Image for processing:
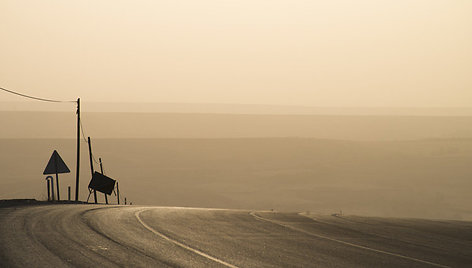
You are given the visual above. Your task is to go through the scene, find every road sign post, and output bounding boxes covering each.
[43,150,70,201]
[55,152,60,201]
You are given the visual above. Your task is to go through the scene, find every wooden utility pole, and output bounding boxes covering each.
[75,98,80,201]
[99,158,108,204]
[88,137,98,204]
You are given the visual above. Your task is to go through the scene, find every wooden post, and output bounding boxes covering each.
[99,158,103,174]
[99,158,108,204]
[47,179,51,201]
[88,136,97,204]
[68,186,71,201]
[116,181,120,205]
[75,98,80,202]
[125,197,127,205]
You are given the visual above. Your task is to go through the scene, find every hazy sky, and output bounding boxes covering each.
[1,0,471,107]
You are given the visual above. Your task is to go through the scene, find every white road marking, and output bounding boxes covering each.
[135,209,239,268]
[250,212,450,268]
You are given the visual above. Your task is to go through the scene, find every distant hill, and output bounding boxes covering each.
[2,101,472,116]
[1,111,472,140]
[1,138,471,220]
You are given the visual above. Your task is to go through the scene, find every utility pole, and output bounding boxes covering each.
[99,158,108,204]
[75,98,80,201]
[88,137,97,204]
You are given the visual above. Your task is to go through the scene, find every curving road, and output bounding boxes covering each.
[0,204,471,267]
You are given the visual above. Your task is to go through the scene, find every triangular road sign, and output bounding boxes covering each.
[43,150,70,175]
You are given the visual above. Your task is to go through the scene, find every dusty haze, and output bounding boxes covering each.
[1,110,472,220]
[1,1,471,221]
[1,0,471,107]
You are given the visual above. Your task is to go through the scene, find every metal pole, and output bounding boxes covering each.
[55,153,60,201]
[99,158,108,204]
[88,136,97,204]
[116,181,120,205]
[56,172,60,201]
[47,179,51,201]
[75,98,80,201]
[50,175,55,201]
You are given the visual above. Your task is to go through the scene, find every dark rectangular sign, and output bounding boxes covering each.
[88,172,116,195]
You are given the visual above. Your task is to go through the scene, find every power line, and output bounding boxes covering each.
[3,86,110,200]
[80,119,100,165]
[0,86,76,103]
[79,119,88,143]
[92,153,100,165]
[2,86,113,203]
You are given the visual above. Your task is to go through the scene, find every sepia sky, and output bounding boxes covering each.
[1,0,471,107]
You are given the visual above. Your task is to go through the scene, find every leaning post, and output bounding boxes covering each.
[99,158,108,204]
[116,181,120,205]
[88,137,98,204]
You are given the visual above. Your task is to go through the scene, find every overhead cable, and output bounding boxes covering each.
[80,119,101,165]
[79,120,88,143]
[0,86,76,103]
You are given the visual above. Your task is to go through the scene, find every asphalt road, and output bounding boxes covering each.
[0,204,470,267]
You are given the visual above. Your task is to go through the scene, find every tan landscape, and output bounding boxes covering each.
[2,111,471,220]
[2,1,472,266]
